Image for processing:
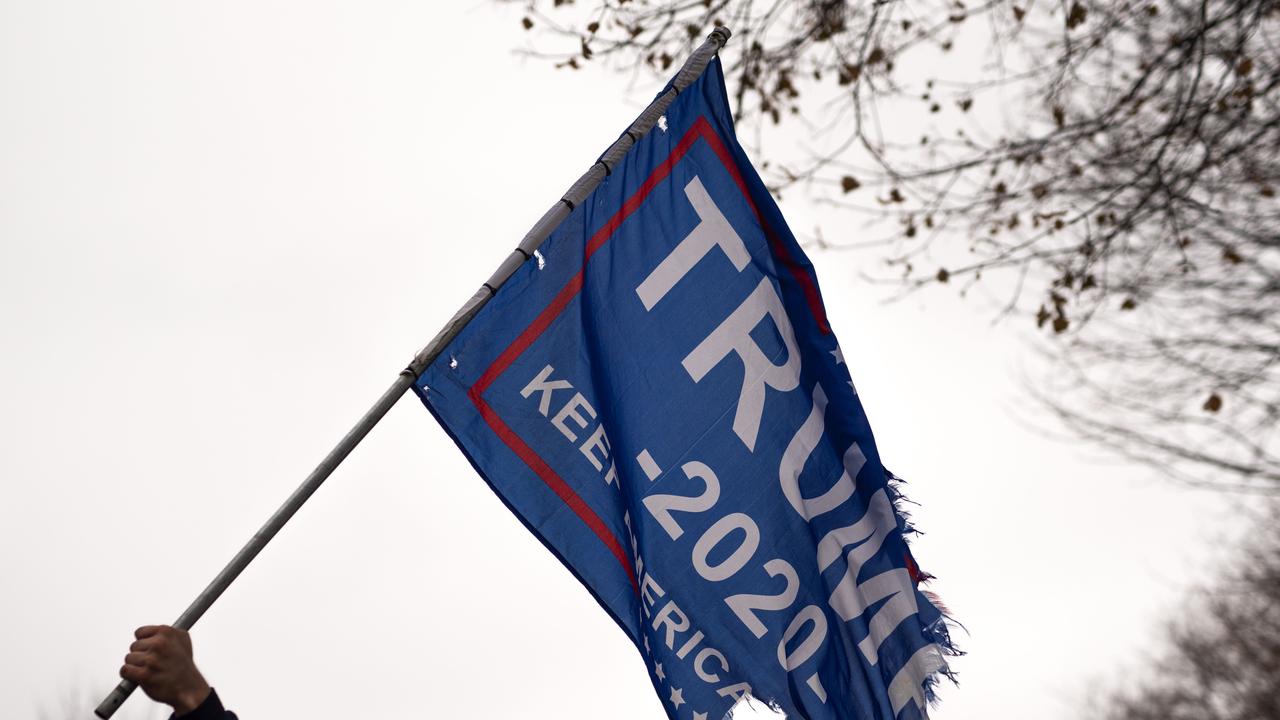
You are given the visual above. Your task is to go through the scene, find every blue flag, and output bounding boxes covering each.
[415,57,956,720]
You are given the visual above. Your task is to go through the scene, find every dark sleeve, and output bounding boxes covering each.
[171,688,238,720]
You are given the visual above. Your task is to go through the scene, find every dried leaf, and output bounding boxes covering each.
[840,176,861,193]
[1066,2,1087,29]
[521,16,534,30]
[1203,393,1223,413]
[837,63,862,85]
[1036,305,1051,327]
[936,268,950,283]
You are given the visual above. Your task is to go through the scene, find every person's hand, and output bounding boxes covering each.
[119,625,212,715]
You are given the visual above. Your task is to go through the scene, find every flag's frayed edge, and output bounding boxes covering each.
[884,469,965,710]
[727,471,965,720]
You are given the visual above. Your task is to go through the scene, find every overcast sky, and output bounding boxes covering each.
[0,3,1245,719]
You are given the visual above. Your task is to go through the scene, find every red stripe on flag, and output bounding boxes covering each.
[471,393,639,591]
[693,120,832,334]
[472,120,707,398]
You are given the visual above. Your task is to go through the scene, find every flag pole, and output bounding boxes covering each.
[95,25,732,719]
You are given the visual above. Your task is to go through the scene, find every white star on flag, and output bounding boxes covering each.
[654,661,665,681]
[643,636,650,653]
[830,345,845,364]
[669,687,685,709]
[693,713,707,720]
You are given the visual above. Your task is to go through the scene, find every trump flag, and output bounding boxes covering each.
[414,56,957,720]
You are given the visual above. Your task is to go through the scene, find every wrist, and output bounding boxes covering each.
[171,678,211,716]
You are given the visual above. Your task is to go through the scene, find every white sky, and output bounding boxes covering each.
[0,3,1244,719]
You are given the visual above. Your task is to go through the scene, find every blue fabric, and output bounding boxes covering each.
[415,58,953,720]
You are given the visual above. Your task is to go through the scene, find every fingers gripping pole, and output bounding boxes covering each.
[95,26,731,719]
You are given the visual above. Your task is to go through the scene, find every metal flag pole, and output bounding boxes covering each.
[94,25,731,719]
